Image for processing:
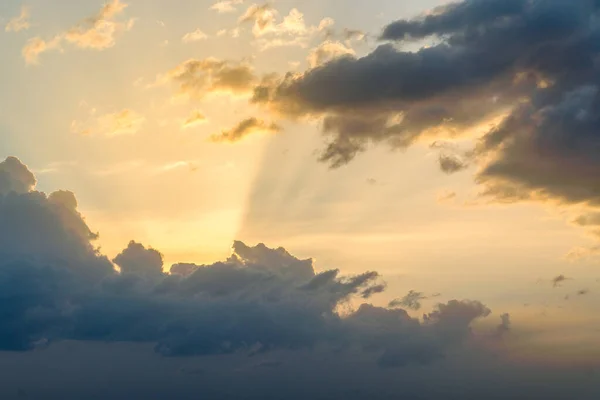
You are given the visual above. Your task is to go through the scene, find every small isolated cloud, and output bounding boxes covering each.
[343,28,367,44]
[239,4,334,50]
[439,154,469,174]
[22,0,134,64]
[389,290,428,311]
[31,161,77,175]
[210,0,244,13]
[5,6,30,32]
[552,275,571,288]
[155,58,257,100]
[437,190,457,204]
[182,110,207,129]
[308,40,355,68]
[182,29,208,43]
[566,244,600,261]
[211,117,280,142]
[239,3,278,36]
[155,160,199,174]
[72,109,145,137]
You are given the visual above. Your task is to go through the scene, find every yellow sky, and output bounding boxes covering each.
[1,0,600,364]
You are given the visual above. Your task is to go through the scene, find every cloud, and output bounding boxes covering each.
[343,28,367,44]
[155,58,257,100]
[72,109,145,137]
[380,0,526,42]
[566,244,600,261]
[210,0,244,13]
[0,159,112,283]
[3,155,600,398]
[389,290,428,311]
[113,241,164,277]
[552,274,570,288]
[211,117,281,142]
[217,27,241,38]
[0,155,507,367]
[495,313,511,337]
[573,213,600,227]
[308,40,355,68]
[250,0,600,209]
[5,6,30,32]
[0,157,36,195]
[239,3,278,36]
[253,40,518,166]
[22,35,63,65]
[239,4,334,50]
[438,154,469,174]
[182,29,208,43]
[22,0,134,64]
[437,190,457,203]
[181,110,207,129]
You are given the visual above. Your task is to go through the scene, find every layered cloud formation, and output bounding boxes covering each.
[0,155,505,369]
[251,0,600,210]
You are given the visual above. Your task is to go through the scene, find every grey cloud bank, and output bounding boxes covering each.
[254,0,600,208]
[0,156,494,363]
[1,155,598,398]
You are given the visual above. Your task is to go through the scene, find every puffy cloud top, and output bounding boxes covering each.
[0,156,36,195]
[113,241,164,277]
[0,156,498,367]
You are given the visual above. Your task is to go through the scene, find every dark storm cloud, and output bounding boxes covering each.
[381,0,527,42]
[0,157,502,367]
[253,0,600,207]
[475,84,600,204]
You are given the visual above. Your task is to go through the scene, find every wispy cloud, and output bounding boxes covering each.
[72,109,145,137]
[5,6,31,32]
[210,0,244,13]
[307,40,354,68]
[182,28,208,43]
[154,57,257,100]
[552,274,571,288]
[182,110,207,129]
[22,0,134,64]
[211,117,280,142]
[239,4,334,50]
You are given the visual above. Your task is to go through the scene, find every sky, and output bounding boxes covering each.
[1,0,600,399]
